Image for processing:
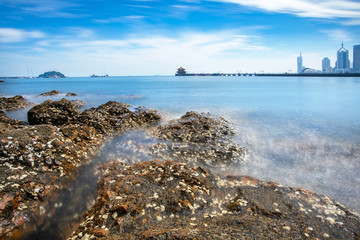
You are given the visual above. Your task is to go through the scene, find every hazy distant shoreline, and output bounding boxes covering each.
[2,73,360,79]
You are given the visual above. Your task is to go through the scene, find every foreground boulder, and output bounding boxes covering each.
[78,102,162,135]
[78,101,134,135]
[28,99,161,136]
[0,95,34,111]
[149,111,249,169]
[1,100,161,239]
[0,122,104,239]
[68,160,360,239]
[28,98,80,125]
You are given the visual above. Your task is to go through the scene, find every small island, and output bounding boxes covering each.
[38,71,65,78]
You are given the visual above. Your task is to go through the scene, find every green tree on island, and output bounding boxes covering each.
[38,71,65,78]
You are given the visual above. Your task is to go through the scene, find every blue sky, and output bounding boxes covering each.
[0,0,360,76]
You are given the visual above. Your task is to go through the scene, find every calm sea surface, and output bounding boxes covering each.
[1,76,360,212]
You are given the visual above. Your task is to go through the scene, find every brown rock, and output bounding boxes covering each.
[149,111,249,169]
[39,90,61,96]
[0,120,104,239]
[0,95,34,111]
[70,100,86,108]
[27,98,81,125]
[78,101,161,135]
[68,160,360,240]
[0,100,161,239]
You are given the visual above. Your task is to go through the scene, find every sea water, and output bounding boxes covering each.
[1,76,360,212]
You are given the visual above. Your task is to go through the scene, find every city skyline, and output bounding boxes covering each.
[299,43,360,74]
[354,45,360,72]
[1,0,360,76]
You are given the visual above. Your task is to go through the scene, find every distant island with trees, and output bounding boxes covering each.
[38,71,65,78]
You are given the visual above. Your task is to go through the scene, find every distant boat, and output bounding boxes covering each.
[90,74,109,77]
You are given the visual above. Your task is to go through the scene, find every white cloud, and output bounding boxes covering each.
[180,0,201,3]
[342,19,360,26]
[2,0,84,18]
[0,28,45,43]
[321,29,352,43]
[94,15,145,23]
[64,27,94,38]
[213,0,360,19]
[20,29,271,75]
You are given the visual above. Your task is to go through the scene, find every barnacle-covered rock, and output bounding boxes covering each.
[154,111,234,143]
[0,95,35,111]
[28,98,80,125]
[150,111,249,168]
[70,99,86,108]
[78,102,161,135]
[1,99,161,239]
[0,121,105,239]
[28,99,161,136]
[68,160,360,240]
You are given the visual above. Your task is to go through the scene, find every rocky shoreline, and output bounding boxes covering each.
[0,94,359,239]
[0,95,160,239]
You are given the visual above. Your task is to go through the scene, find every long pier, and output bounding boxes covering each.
[176,73,360,77]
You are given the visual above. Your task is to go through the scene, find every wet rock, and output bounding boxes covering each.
[28,99,161,135]
[70,100,86,108]
[149,111,249,169]
[78,102,161,135]
[66,92,77,97]
[39,90,61,96]
[0,120,104,239]
[154,111,234,143]
[0,95,35,111]
[28,98,80,126]
[69,160,360,240]
[1,99,161,239]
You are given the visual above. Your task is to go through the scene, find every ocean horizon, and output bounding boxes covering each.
[1,75,360,213]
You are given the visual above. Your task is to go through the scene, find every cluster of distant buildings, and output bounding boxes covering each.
[297,44,360,74]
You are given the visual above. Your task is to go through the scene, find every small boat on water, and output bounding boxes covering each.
[90,74,109,77]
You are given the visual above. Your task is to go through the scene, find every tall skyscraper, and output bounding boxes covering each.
[353,45,360,73]
[297,53,303,73]
[322,57,332,72]
[336,43,350,72]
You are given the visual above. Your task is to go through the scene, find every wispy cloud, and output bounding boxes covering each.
[342,19,360,26]
[171,4,199,10]
[180,0,201,3]
[34,29,266,55]
[94,15,145,24]
[321,29,353,43]
[0,28,45,43]
[7,28,268,75]
[1,0,84,18]
[213,0,360,19]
